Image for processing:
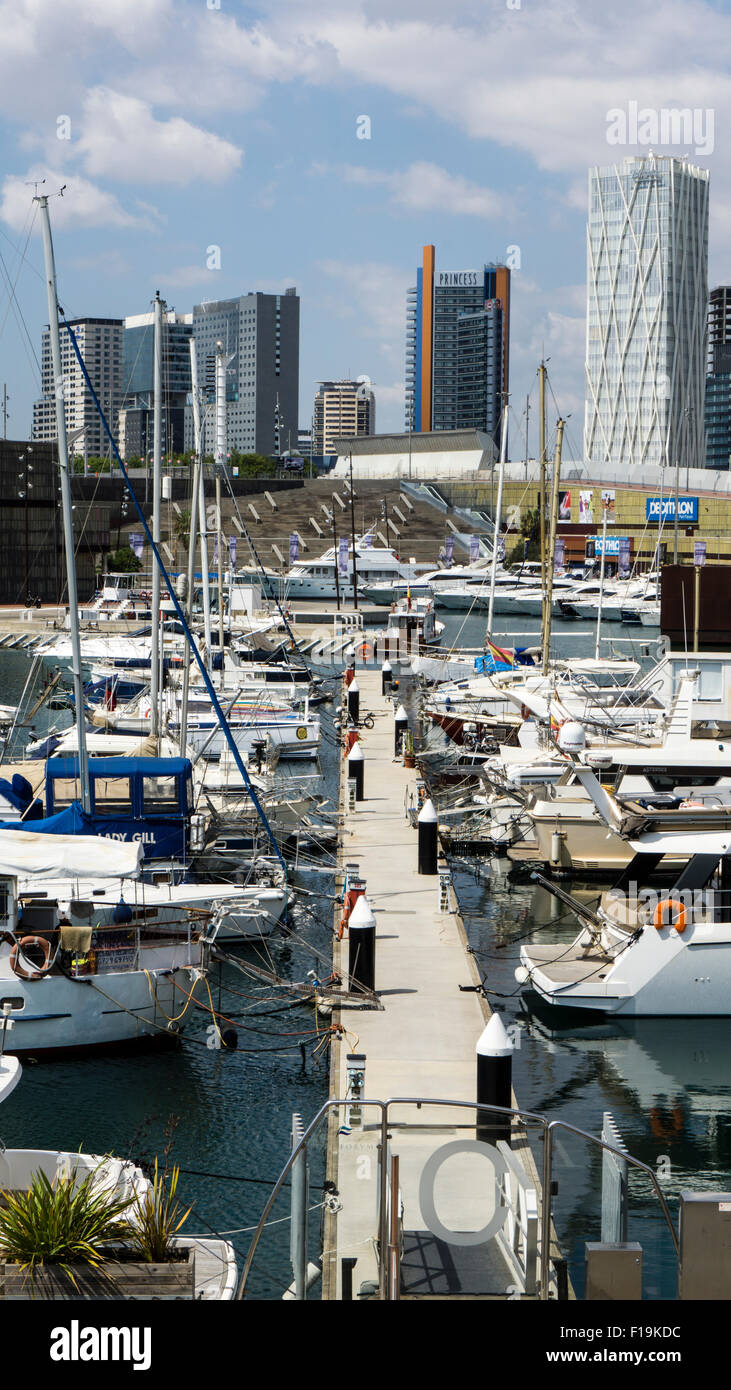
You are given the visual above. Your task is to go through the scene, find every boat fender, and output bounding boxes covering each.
[653,898,686,934]
[11,934,53,980]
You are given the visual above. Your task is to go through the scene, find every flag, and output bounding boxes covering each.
[554,536,565,574]
[470,535,480,562]
[445,536,454,566]
[229,535,237,566]
[289,532,299,564]
[128,533,144,560]
[338,536,349,575]
[361,531,373,548]
[474,638,516,674]
[618,536,631,577]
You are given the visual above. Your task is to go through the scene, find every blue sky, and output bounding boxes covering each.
[0,0,729,460]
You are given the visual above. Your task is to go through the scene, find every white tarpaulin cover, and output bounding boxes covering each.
[0,830,142,881]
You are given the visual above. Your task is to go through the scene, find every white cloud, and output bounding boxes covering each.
[77,89,242,186]
[0,169,142,231]
[319,259,411,341]
[342,161,508,218]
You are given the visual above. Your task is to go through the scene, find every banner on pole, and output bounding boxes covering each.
[579,489,594,524]
[129,533,144,560]
[470,535,480,562]
[694,540,706,566]
[554,537,565,574]
[289,533,299,564]
[229,535,237,567]
[618,536,631,577]
[445,536,454,566]
[338,536,349,575]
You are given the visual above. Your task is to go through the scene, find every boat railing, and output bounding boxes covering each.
[237,1095,679,1302]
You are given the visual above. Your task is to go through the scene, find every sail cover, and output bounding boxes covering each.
[0,828,142,880]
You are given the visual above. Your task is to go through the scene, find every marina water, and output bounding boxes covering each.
[1,617,723,1299]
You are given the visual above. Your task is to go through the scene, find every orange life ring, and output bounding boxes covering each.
[11,934,53,980]
[357,641,373,660]
[653,898,687,934]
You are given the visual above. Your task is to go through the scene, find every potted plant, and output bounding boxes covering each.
[0,1158,195,1300]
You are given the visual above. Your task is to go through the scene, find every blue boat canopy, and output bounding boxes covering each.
[46,757,192,779]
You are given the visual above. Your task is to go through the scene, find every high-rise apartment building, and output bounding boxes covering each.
[705,286,731,471]
[192,290,299,459]
[32,318,123,459]
[313,379,375,456]
[584,155,709,472]
[405,246,510,445]
[119,309,193,460]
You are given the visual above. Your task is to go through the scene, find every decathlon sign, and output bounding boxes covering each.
[646,496,699,524]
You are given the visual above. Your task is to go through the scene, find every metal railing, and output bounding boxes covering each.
[237,1094,679,1301]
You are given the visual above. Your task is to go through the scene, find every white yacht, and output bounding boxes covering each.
[520,775,731,1016]
[262,538,421,602]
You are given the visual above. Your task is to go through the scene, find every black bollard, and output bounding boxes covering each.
[348,742,364,802]
[476,1015,515,1147]
[348,894,376,993]
[417,798,438,874]
[394,702,408,757]
[381,660,392,696]
[347,679,360,725]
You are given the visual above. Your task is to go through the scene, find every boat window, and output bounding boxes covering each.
[644,769,722,792]
[697,663,723,702]
[0,879,11,923]
[92,776,133,817]
[50,777,82,810]
[143,774,180,814]
[0,997,24,1012]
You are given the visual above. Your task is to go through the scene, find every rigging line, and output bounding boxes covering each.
[0,209,39,352]
[63,317,287,876]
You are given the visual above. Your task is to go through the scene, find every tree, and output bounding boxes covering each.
[107,546,141,573]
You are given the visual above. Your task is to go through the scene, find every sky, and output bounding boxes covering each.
[0,0,730,462]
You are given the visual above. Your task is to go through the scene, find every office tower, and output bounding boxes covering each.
[32,318,123,460]
[405,246,510,444]
[119,309,193,460]
[313,379,375,456]
[705,286,731,470]
[192,290,299,459]
[584,155,709,472]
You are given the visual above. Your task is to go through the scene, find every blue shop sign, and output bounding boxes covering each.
[646,496,698,523]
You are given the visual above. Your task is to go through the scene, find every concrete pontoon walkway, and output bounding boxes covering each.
[326,668,542,1300]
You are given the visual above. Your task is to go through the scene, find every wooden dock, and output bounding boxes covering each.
[324,667,557,1300]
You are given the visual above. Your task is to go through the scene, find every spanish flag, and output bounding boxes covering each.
[485,637,515,668]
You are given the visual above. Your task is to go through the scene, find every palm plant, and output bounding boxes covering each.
[131,1158,191,1263]
[0,1166,135,1283]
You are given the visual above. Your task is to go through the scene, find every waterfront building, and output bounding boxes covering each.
[313,379,375,458]
[405,245,510,446]
[584,155,709,473]
[120,309,193,460]
[192,290,299,459]
[32,317,123,461]
[705,286,731,471]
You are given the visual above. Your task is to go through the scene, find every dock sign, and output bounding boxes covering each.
[646,496,698,523]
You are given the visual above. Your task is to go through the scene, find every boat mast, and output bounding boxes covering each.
[538,361,547,665]
[595,504,609,661]
[150,291,163,741]
[348,450,358,610]
[487,391,509,634]
[215,342,227,684]
[36,193,91,814]
[180,344,203,755]
[542,418,564,675]
[189,338,212,660]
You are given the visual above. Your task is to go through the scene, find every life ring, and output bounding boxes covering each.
[296,726,308,740]
[11,934,53,980]
[356,641,373,660]
[653,898,687,933]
